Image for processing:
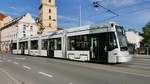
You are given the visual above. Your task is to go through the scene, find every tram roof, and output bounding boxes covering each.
[66,21,120,32]
[40,30,64,36]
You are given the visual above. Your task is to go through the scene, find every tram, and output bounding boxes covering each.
[12,22,132,63]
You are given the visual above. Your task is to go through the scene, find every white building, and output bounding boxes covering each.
[126,30,143,49]
[0,13,38,53]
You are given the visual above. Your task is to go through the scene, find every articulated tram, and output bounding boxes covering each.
[12,22,132,63]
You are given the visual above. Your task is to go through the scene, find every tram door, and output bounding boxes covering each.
[48,39,54,58]
[91,34,108,62]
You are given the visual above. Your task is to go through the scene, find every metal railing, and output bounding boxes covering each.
[129,47,150,55]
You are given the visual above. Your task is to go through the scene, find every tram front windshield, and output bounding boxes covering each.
[116,26,128,51]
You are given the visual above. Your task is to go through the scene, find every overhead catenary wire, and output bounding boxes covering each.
[92,1,119,16]
[96,6,150,24]
[88,0,150,23]
[85,0,120,24]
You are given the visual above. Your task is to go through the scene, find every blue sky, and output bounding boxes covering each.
[0,0,150,31]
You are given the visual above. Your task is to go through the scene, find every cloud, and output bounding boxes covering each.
[109,0,138,6]
[119,8,150,28]
[58,15,95,28]
[8,5,31,15]
[95,0,141,7]
[9,6,17,10]
[133,9,150,24]
[83,20,94,25]
[58,15,78,22]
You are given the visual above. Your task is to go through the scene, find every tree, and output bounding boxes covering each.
[143,21,150,47]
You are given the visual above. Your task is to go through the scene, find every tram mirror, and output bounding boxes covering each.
[122,30,125,35]
[111,23,114,27]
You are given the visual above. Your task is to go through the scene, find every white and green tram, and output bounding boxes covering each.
[12,22,132,63]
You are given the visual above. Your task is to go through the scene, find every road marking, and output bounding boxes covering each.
[38,72,53,78]
[13,62,19,65]
[15,57,26,60]
[0,69,20,84]
[23,65,31,70]
[7,59,12,62]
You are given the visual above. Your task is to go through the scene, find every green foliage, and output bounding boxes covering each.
[143,21,150,47]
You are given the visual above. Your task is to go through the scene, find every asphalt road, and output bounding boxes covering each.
[0,53,150,84]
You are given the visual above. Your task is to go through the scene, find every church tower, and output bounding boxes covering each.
[39,0,57,33]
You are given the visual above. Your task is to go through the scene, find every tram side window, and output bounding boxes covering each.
[31,40,38,49]
[69,37,75,50]
[24,42,28,49]
[19,42,28,49]
[68,35,90,51]
[12,43,17,49]
[108,32,118,51]
[42,39,48,50]
[55,38,61,50]
[49,39,55,50]
[19,43,22,49]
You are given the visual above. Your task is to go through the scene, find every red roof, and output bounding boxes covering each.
[0,16,23,31]
[0,12,7,20]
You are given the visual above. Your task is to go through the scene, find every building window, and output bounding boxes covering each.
[49,23,51,27]
[16,24,18,27]
[30,26,33,31]
[49,16,51,20]
[23,25,26,33]
[23,34,26,37]
[23,27,26,30]
[49,9,51,13]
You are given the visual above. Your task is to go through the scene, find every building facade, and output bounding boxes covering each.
[0,13,38,53]
[126,29,143,49]
[39,0,57,33]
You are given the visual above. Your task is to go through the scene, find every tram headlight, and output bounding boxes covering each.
[113,53,118,55]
